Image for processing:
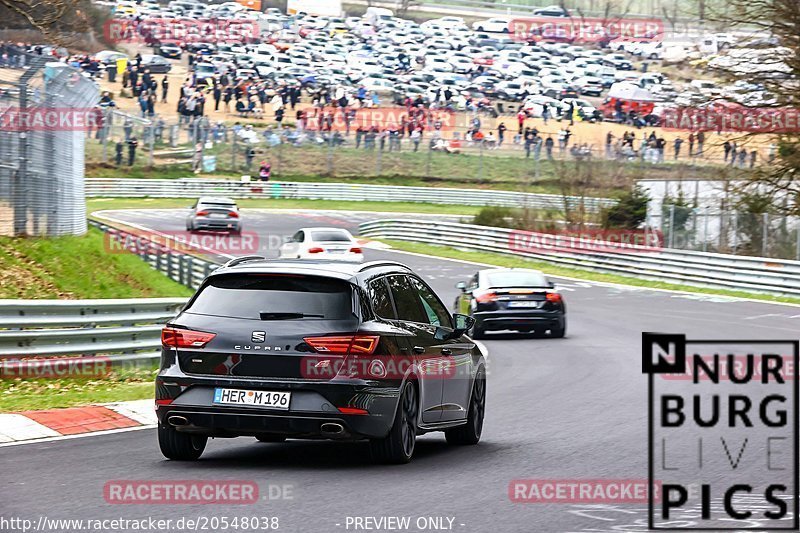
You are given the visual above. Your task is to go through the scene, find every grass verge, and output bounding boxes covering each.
[87,197,482,216]
[381,239,800,305]
[0,366,156,412]
[0,227,193,299]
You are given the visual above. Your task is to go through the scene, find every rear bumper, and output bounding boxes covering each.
[473,310,564,331]
[194,219,241,231]
[155,375,399,440]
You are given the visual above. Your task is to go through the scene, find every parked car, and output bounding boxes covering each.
[140,54,172,73]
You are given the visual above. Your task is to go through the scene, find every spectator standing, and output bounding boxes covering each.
[696,131,705,156]
[259,161,271,181]
[497,122,507,147]
[161,76,169,103]
[127,137,138,166]
[674,137,683,160]
[750,150,757,168]
[688,133,695,157]
[115,141,124,166]
[545,136,554,159]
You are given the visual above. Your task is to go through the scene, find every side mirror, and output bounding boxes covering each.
[455,281,467,292]
[452,313,475,336]
[546,280,555,288]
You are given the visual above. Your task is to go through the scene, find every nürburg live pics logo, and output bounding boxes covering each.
[643,332,798,530]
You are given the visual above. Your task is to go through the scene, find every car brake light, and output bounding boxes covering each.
[162,327,216,348]
[474,290,498,303]
[338,407,369,415]
[195,210,209,216]
[304,335,380,355]
[308,247,324,253]
[349,247,362,254]
[545,292,562,303]
[227,211,239,218]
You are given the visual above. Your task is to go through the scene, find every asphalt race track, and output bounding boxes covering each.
[3,209,799,532]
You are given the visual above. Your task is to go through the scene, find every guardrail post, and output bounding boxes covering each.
[703,208,709,252]
[668,204,675,249]
[732,212,738,255]
[762,212,769,257]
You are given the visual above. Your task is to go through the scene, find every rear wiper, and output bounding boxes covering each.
[259,312,324,320]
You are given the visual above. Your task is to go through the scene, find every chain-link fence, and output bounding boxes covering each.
[0,47,99,236]
[650,205,800,260]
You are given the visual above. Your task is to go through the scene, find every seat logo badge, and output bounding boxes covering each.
[251,331,266,343]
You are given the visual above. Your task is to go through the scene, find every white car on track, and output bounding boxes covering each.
[279,227,364,262]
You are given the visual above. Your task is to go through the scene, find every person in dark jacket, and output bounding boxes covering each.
[127,137,138,166]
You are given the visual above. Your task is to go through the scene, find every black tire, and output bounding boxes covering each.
[370,381,418,464]
[549,319,567,338]
[255,435,286,443]
[445,369,486,445]
[158,424,207,460]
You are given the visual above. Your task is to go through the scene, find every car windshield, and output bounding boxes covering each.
[310,230,351,242]
[484,271,548,288]
[187,274,355,320]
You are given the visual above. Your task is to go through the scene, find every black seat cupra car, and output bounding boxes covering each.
[157,257,487,464]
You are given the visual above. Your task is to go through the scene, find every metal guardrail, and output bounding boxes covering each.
[359,219,800,297]
[89,220,220,290]
[0,221,218,365]
[0,298,186,364]
[84,178,616,212]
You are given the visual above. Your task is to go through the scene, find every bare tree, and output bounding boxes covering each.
[0,0,90,45]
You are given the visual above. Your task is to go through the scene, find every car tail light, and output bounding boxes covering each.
[338,407,369,415]
[162,327,216,348]
[349,247,362,254]
[227,211,239,218]
[308,247,324,253]
[155,399,173,406]
[195,210,209,216]
[304,335,380,355]
[474,290,498,303]
[545,292,562,303]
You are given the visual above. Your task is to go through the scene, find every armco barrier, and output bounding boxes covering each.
[0,298,186,364]
[89,220,219,290]
[84,178,616,212]
[359,219,800,297]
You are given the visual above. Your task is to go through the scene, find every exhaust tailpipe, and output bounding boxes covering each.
[320,422,344,436]
[168,415,189,427]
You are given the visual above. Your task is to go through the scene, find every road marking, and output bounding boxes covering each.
[0,424,155,448]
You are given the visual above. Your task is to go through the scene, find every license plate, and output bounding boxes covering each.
[508,301,541,308]
[209,213,226,219]
[213,388,290,409]
[328,249,346,254]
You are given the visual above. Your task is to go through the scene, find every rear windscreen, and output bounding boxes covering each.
[485,271,548,288]
[186,274,355,320]
[310,231,350,242]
